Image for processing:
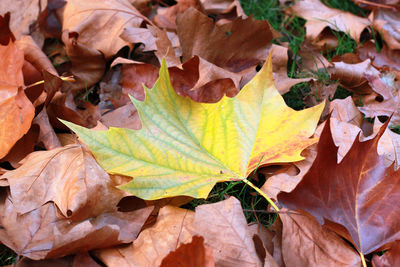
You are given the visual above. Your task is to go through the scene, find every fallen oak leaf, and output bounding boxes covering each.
[62,54,324,207]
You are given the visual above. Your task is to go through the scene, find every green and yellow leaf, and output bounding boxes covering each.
[62,54,324,200]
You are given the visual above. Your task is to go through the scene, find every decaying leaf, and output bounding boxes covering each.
[63,54,324,200]
[278,117,400,254]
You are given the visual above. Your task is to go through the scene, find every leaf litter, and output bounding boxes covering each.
[1,0,400,265]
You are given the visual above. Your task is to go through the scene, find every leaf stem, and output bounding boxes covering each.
[242,178,280,212]
[359,251,366,267]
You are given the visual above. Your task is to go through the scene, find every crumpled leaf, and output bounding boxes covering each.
[95,205,195,267]
[278,117,400,254]
[359,41,400,72]
[0,145,127,220]
[61,0,149,59]
[16,35,58,77]
[63,54,324,200]
[61,30,106,92]
[290,0,371,42]
[177,7,272,73]
[153,0,203,31]
[328,58,379,94]
[0,193,153,260]
[0,35,35,159]
[96,197,276,267]
[279,210,361,267]
[358,73,400,124]
[191,197,269,266]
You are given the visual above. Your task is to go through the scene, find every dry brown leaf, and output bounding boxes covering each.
[278,116,400,254]
[120,56,241,103]
[48,91,100,129]
[153,0,203,31]
[372,8,400,50]
[0,193,153,260]
[290,0,370,42]
[279,211,361,266]
[159,236,215,267]
[95,206,195,267]
[61,0,150,59]
[192,197,265,267]
[200,0,246,17]
[1,125,39,168]
[260,146,317,200]
[328,58,379,94]
[0,145,128,220]
[32,107,62,150]
[0,0,46,44]
[148,25,181,67]
[96,197,276,267]
[169,56,241,103]
[358,73,400,124]
[61,30,106,92]
[177,7,272,73]
[0,36,35,159]
[16,35,58,77]
[359,41,400,72]
[248,223,279,267]
[121,62,159,102]
[100,102,142,130]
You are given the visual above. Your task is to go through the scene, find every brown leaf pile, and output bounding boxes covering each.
[1,0,400,265]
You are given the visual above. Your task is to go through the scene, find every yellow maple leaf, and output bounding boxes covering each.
[63,54,324,209]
